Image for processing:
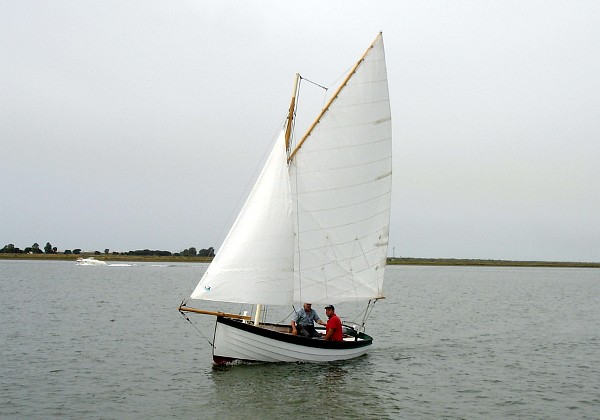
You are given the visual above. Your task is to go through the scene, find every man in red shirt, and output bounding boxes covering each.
[323,304,343,341]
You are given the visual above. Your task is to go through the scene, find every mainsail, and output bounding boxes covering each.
[191,33,391,306]
[289,34,391,304]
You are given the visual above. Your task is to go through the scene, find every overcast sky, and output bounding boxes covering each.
[1,1,599,262]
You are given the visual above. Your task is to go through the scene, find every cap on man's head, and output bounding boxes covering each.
[324,304,334,310]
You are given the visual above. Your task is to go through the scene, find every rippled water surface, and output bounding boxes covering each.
[1,260,599,418]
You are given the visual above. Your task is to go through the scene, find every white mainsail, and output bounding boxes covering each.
[191,33,391,307]
[289,34,391,304]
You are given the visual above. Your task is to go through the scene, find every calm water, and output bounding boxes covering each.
[1,260,599,419]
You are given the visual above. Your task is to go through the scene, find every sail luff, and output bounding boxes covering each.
[288,32,383,163]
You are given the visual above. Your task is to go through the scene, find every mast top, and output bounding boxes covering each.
[284,73,301,155]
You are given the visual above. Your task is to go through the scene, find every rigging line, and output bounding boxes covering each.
[360,300,374,330]
[212,119,287,249]
[328,62,354,92]
[178,309,213,347]
[299,75,329,91]
[362,299,380,330]
[349,306,368,326]
[291,143,302,303]
[293,75,330,147]
[300,64,351,111]
[277,307,297,324]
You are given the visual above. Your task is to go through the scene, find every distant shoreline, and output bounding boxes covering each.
[386,257,600,268]
[1,253,598,268]
[0,253,213,264]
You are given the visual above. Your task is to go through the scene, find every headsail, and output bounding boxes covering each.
[289,33,391,304]
[191,130,295,304]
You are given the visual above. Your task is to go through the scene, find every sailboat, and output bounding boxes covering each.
[179,33,392,364]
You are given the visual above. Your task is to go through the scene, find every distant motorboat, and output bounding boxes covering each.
[76,257,107,266]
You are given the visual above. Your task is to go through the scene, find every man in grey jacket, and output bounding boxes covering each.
[290,303,326,338]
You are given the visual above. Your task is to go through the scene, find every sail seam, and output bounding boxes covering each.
[297,250,385,276]
[294,170,391,196]
[294,160,391,182]
[336,93,390,105]
[344,76,388,87]
[294,189,391,215]
[302,107,390,136]
[293,135,391,157]
[297,208,390,239]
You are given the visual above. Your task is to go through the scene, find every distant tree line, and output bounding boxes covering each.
[0,242,58,254]
[180,247,215,257]
[0,243,215,257]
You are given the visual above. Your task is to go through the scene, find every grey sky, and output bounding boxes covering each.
[1,1,599,261]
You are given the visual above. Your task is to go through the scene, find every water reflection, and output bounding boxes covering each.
[207,358,385,418]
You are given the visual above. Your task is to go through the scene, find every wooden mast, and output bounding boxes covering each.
[287,32,382,163]
[284,73,300,154]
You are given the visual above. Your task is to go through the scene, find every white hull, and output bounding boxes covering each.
[212,317,371,364]
[76,257,107,266]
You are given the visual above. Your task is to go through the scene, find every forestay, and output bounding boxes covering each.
[191,131,295,304]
